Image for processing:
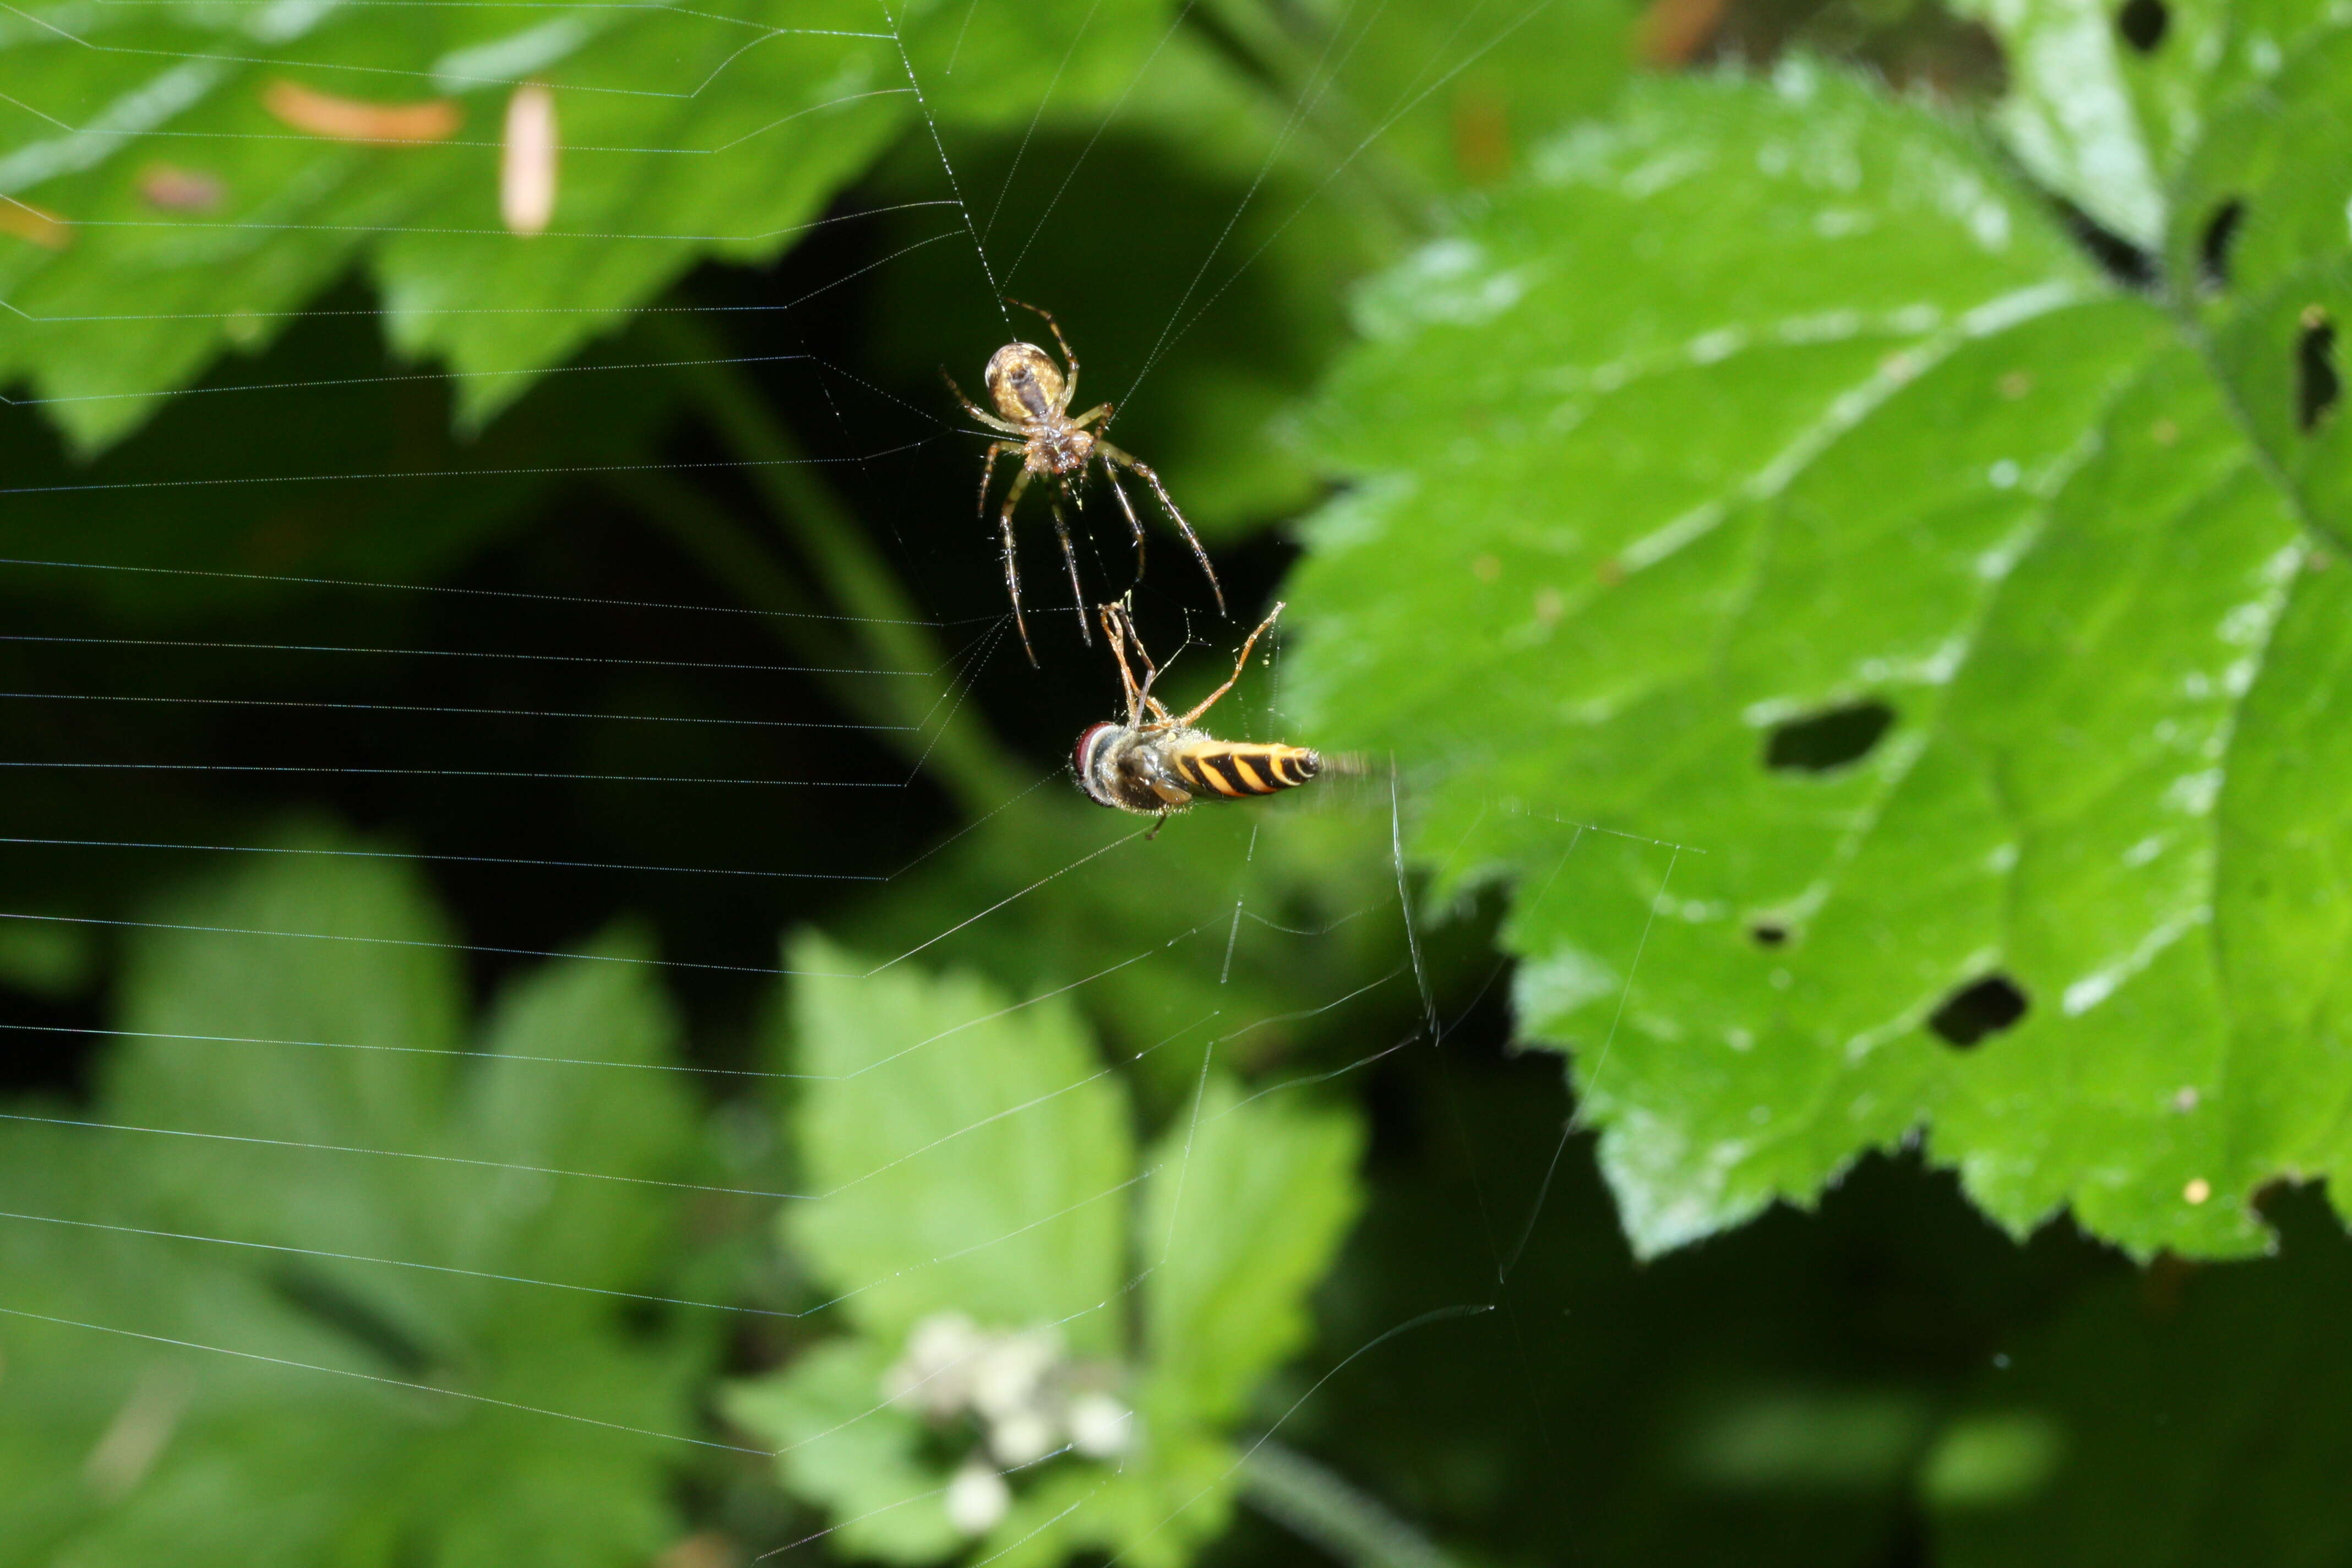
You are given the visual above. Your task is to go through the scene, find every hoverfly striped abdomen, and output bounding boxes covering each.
[1168,741,1320,799]
[1076,600,1314,831]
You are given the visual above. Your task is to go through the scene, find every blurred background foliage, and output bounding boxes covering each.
[5,0,2352,1565]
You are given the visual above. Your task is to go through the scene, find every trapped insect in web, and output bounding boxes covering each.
[1075,599,1324,836]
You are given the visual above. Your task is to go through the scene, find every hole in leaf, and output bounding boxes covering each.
[2054,200,2157,292]
[1750,920,1789,948]
[2297,307,2339,431]
[2198,199,2244,291]
[1928,975,2028,1049]
[2116,0,2168,52]
[1763,700,1896,774]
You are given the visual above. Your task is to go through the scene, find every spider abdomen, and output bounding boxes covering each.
[984,341,1065,423]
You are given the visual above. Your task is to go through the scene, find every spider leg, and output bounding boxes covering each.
[1099,601,1148,725]
[1006,298,1080,409]
[1069,401,1113,431]
[998,466,1038,668]
[1177,601,1283,727]
[977,440,1016,518]
[1094,445,1147,584]
[1098,440,1224,615]
[1047,485,1092,645]
[1110,601,1177,723]
[943,369,1022,434]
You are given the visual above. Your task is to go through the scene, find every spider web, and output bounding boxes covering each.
[0,3,1685,1564]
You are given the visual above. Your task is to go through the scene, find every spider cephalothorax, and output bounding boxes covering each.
[944,301,1223,666]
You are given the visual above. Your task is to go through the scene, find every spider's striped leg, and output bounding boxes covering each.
[998,465,1038,667]
[1095,448,1148,585]
[1098,440,1223,615]
[946,371,1022,434]
[978,440,1016,518]
[1048,484,1092,644]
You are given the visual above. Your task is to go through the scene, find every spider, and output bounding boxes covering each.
[944,300,1223,666]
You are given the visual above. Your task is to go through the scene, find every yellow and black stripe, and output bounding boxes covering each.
[1167,741,1321,800]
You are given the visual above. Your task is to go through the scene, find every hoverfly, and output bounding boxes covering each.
[1074,600,1322,834]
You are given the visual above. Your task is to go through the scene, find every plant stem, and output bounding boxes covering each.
[1183,0,1430,247]
[620,321,1028,818]
[1241,1438,1456,1568]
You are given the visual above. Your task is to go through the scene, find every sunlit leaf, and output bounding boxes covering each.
[731,937,1363,1567]
[0,0,1173,449]
[1139,1075,1364,1433]
[778,928,1133,1352]
[1285,51,2352,1258]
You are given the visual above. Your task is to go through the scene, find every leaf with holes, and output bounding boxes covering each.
[1283,49,2352,1260]
[726,935,1362,1567]
[0,826,719,1568]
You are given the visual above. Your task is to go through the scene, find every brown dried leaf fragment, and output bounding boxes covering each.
[0,198,70,248]
[138,164,226,211]
[262,79,461,143]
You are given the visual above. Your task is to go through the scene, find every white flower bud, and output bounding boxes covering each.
[943,1458,1011,1536]
[986,1408,1058,1467]
[882,1311,984,1415]
[1066,1393,1136,1458]
[968,1328,1059,1422]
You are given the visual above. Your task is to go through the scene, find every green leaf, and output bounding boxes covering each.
[835,791,1409,1099]
[0,297,694,622]
[1951,0,2340,244]
[1139,1076,1365,1433]
[2169,22,2352,543]
[0,826,715,1568]
[1946,0,2168,244]
[1284,53,2352,1259]
[961,1079,1374,1568]
[733,939,1365,1567]
[778,929,1134,1352]
[722,1338,961,1566]
[0,0,1172,450]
